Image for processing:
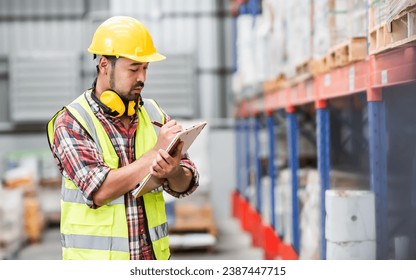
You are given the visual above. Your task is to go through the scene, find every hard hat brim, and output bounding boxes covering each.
[124,52,167,63]
[88,47,166,63]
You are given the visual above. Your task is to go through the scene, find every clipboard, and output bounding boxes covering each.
[165,121,207,155]
[132,121,207,198]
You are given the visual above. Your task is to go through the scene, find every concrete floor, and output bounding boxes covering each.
[16,218,263,260]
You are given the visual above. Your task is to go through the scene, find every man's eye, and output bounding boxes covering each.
[130,69,138,72]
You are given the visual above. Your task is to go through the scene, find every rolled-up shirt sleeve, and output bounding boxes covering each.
[51,111,111,208]
[162,152,200,198]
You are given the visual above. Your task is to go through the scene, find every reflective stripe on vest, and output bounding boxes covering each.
[149,221,168,242]
[47,91,170,260]
[67,102,103,154]
[61,234,129,252]
[61,178,124,206]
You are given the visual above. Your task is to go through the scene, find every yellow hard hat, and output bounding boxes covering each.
[88,16,166,62]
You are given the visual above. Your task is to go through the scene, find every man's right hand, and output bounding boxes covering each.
[153,119,182,152]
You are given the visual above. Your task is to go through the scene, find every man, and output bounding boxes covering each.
[46,16,199,260]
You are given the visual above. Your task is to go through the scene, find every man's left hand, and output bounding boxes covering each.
[149,141,184,179]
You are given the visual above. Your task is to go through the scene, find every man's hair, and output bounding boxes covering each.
[94,55,118,74]
[91,55,118,91]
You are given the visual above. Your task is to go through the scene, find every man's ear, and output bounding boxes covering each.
[98,56,110,75]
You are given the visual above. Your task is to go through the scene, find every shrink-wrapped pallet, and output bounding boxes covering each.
[385,0,416,23]
[327,240,376,259]
[313,0,331,58]
[369,0,388,29]
[286,0,312,77]
[314,0,367,59]
[331,0,367,46]
[370,0,416,29]
[275,169,292,243]
[325,190,376,259]
[268,0,288,80]
[234,14,257,91]
[0,188,25,259]
[299,169,321,260]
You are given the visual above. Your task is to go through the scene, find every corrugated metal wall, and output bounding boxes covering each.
[0,0,233,126]
[0,0,109,125]
[0,20,84,55]
[0,0,235,223]
[9,52,80,122]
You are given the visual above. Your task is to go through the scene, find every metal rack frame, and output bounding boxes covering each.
[233,46,416,260]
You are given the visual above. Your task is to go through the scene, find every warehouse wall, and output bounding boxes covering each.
[0,0,235,127]
[0,0,235,156]
[208,128,236,221]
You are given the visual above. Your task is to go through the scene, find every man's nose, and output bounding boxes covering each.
[136,69,146,81]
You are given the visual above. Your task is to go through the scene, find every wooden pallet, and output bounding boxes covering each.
[262,74,289,94]
[295,60,310,76]
[39,177,61,188]
[168,202,217,253]
[309,58,328,76]
[311,37,367,75]
[328,37,367,68]
[294,60,314,81]
[369,5,416,55]
[24,196,45,243]
[169,203,217,236]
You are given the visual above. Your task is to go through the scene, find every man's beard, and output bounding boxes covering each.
[109,69,144,102]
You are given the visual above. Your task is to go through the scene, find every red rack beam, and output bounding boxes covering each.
[370,47,416,89]
[244,47,416,115]
[318,60,369,100]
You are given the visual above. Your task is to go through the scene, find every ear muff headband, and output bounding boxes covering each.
[96,90,137,117]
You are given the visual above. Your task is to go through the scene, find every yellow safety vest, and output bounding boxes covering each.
[47,91,170,260]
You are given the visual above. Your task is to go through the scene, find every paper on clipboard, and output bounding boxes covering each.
[132,121,207,198]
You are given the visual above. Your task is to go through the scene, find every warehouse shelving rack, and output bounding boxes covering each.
[232,46,416,260]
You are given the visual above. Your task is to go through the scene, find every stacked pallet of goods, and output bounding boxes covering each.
[369,0,416,54]
[2,156,45,246]
[311,0,368,75]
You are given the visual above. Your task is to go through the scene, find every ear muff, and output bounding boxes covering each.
[98,90,137,117]
[127,100,136,116]
[100,90,125,117]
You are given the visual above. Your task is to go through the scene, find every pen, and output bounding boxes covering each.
[151,121,163,127]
